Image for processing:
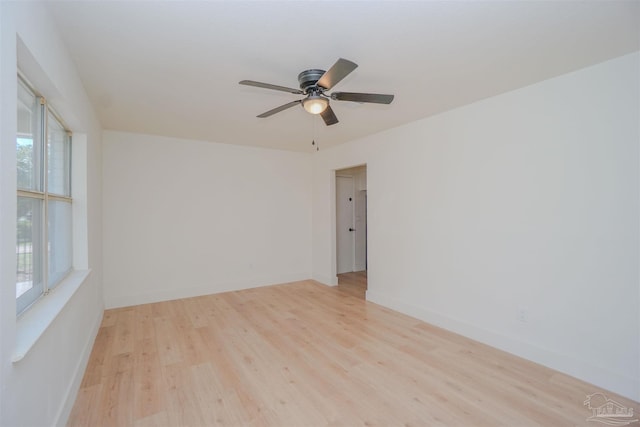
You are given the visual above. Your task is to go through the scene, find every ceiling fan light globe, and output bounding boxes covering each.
[302,96,329,114]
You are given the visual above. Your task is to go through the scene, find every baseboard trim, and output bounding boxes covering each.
[105,272,312,309]
[366,289,639,402]
[54,308,103,427]
[312,274,339,287]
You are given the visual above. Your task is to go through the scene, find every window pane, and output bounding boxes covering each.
[47,112,71,196]
[17,197,44,314]
[48,200,72,288]
[17,80,42,191]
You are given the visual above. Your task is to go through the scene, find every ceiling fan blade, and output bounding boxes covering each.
[317,58,358,90]
[320,105,339,126]
[239,80,303,94]
[331,92,394,104]
[257,100,301,118]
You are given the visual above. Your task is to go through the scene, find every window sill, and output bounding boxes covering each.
[12,269,92,363]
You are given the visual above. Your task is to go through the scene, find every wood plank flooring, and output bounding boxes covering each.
[337,271,367,299]
[68,280,638,426]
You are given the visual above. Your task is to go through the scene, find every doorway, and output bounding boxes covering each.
[335,165,367,298]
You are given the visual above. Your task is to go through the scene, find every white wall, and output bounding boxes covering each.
[0,2,103,426]
[312,53,640,401]
[102,131,312,308]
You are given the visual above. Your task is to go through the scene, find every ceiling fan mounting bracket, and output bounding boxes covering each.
[297,69,326,93]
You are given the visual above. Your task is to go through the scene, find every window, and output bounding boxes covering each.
[16,76,72,315]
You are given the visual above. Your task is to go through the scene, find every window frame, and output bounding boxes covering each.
[16,74,73,316]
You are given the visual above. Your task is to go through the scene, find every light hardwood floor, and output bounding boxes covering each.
[68,280,638,426]
[337,270,367,299]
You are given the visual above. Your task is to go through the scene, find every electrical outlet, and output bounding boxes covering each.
[516,307,529,323]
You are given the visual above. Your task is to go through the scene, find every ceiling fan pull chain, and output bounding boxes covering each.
[312,115,320,151]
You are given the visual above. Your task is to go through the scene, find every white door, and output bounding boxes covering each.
[354,189,367,271]
[336,176,355,274]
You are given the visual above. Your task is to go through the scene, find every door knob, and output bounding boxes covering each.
[349,228,355,232]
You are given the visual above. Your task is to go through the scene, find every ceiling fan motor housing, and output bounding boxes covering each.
[298,69,326,93]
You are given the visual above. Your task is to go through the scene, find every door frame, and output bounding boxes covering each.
[333,164,367,281]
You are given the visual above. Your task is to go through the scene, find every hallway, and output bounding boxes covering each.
[337,270,367,299]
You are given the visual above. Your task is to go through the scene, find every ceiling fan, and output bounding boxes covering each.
[239,58,394,126]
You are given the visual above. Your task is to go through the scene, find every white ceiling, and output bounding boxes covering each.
[47,1,639,152]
